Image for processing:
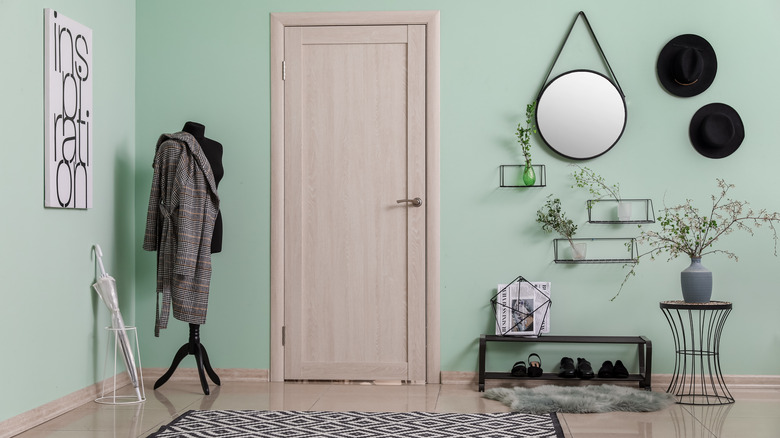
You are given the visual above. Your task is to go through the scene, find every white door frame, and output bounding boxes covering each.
[269,11,440,383]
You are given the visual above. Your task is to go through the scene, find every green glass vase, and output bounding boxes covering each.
[522,165,536,186]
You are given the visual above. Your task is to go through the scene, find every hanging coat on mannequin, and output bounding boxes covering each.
[143,131,220,337]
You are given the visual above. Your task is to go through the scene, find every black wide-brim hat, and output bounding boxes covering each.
[657,34,717,97]
[689,103,744,159]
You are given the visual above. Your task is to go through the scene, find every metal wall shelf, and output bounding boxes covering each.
[586,198,655,224]
[499,164,546,188]
[553,238,637,263]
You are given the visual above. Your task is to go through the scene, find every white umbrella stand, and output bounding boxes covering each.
[92,244,144,403]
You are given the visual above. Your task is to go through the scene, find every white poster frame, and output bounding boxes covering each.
[44,9,93,209]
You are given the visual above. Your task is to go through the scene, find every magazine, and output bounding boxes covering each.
[494,280,551,336]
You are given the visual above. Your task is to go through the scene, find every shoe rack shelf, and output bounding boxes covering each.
[478,334,653,392]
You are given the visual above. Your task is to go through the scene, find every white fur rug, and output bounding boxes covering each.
[484,384,676,414]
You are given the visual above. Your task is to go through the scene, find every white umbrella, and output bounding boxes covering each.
[92,245,143,402]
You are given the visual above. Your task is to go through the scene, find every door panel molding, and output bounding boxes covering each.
[270,11,440,383]
[285,25,416,379]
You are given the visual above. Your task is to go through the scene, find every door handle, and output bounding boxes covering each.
[396,197,423,207]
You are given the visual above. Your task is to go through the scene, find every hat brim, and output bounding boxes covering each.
[657,34,717,97]
[689,103,744,159]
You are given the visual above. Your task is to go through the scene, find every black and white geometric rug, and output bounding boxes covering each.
[148,409,564,437]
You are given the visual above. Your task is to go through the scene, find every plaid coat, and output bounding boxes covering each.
[143,132,220,336]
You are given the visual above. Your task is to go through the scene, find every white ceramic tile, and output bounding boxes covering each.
[12,382,780,437]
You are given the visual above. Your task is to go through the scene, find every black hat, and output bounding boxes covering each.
[657,34,717,97]
[689,103,744,159]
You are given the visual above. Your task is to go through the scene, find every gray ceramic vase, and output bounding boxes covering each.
[680,257,712,303]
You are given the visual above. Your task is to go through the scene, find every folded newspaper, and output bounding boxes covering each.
[494,280,551,336]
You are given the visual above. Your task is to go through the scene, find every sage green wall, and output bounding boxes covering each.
[134,0,272,370]
[9,0,779,428]
[135,0,780,379]
[0,0,136,423]
[2,0,778,425]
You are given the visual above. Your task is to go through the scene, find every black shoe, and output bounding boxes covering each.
[598,360,614,378]
[576,357,595,379]
[613,360,629,378]
[527,353,543,377]
[510,361,527,377]
[558,357,576,378]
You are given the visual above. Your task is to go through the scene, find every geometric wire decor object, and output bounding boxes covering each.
[491,275,551,337]
[44,9,93,209]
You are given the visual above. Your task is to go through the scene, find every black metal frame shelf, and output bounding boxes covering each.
[478,334,653,392]
[499,164,546,188]
[586,198,655,224]
[553,237,637,263]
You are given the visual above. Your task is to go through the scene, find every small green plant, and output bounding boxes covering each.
[536,196,578,245]
[614,179,780,300]
[515,101,537,168]
[571,165,621,202]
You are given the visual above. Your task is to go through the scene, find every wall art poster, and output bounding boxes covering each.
[44,9,92,208]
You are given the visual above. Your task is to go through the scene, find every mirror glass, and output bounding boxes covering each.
[536,70,626,160]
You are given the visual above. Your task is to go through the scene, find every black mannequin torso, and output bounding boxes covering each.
[182,121,223,253]
[154,122,224,395]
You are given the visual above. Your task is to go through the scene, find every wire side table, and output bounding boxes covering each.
[660,301,734,405]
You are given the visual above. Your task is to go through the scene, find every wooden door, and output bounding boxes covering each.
[282,24,427,381]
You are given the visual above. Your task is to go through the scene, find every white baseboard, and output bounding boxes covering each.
[0,373,131,438]
[0,368,269,438]
[652,374,780,389]
[440,371,478,384]
[143,367,270,383]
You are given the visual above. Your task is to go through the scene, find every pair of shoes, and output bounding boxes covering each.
[557,357,594,379]
[510,354,544,377]
[527,353,543,377]
[558,357,576,378]
[511,361,527,377]
[598,360,629,378]
[575,357,595,379]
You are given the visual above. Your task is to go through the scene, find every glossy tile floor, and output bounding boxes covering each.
[13,379,780,437]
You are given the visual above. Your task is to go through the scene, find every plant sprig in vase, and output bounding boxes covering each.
[571,165,632,221]
[515,101,537,185]
[536,196,584,259]
[571,165,621,202]
[615,179,780,300]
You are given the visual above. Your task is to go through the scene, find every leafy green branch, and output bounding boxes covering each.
[515,101,537,168]
[536,196,578,246]
[571,165,621,202]
[612,179,780,300]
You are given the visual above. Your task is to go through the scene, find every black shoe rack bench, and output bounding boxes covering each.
[478,334,652,392]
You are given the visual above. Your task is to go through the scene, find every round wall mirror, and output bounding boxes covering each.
[536,70,627,160]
